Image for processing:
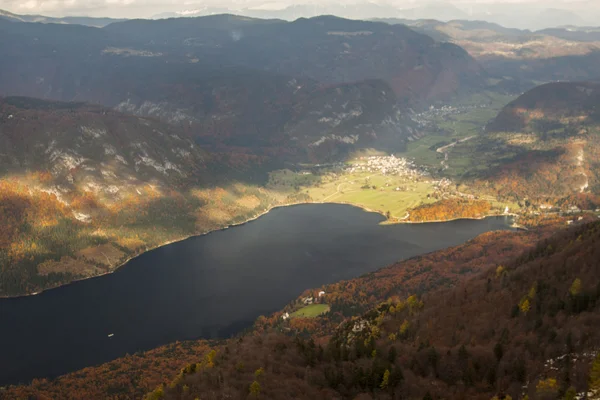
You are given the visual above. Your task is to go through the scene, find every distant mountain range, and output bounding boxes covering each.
[0,8,124,27]
[378,18,600,57]
[375,18,600,92]
[0,14,486,162]
[151,3,598,31]
[3,1,600,30]
[4,6,600,91]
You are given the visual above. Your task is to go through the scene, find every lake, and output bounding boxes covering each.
[0,204,514,385]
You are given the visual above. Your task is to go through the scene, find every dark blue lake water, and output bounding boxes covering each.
[0,204,514,385]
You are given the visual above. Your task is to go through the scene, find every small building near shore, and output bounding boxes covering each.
[302,297,314,305]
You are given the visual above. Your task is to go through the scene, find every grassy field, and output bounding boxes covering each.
[291,304,330,318]
[268,166,521,219]
[436,108,499,136]
[269,167,438,219]
[309,172,436,218]
[403,135,448,166]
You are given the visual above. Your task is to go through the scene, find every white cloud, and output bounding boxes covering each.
[18,0,40,10]
[0,0,598,20]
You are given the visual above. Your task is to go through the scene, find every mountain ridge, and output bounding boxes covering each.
[0,15,485,162]
[488,81,600,133]
[440,82,600,208]
[0,8,125,27]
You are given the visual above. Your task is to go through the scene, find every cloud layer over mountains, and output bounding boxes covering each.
[3,0,600,30]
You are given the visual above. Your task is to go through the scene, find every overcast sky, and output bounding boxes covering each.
[1,0,599,20]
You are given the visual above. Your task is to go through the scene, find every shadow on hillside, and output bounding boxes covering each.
[461,139,566,182]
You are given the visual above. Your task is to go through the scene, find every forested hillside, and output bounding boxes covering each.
[101,15,485,103]
[443,82,600,208]
[150,221,600,400]
[406,199,492,222]
[0,97,284,296]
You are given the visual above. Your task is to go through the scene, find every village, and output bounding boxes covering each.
[343,156,462,198]
[344,154,428,177]
[409,104,489,128]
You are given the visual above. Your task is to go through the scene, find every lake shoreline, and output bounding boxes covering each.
[393,213,519,225]
[0,202,518,389]
[1,201,518,299]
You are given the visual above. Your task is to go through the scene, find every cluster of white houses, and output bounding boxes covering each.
[345,155,423,176]
[409,104,488,128]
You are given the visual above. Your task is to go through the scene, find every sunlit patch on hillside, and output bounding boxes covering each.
[235,195,261,210]
[37,257,101,277]
[504,133,539,145]
[76,244,125,268]
[115,237,146,251]
[102,47,163,57]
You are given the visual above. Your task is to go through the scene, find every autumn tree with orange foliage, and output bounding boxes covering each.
[4,340,212,400]
[408,199,492,222]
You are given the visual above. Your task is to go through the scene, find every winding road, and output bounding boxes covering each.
[437,135,476,169]
[322,173,381,201]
